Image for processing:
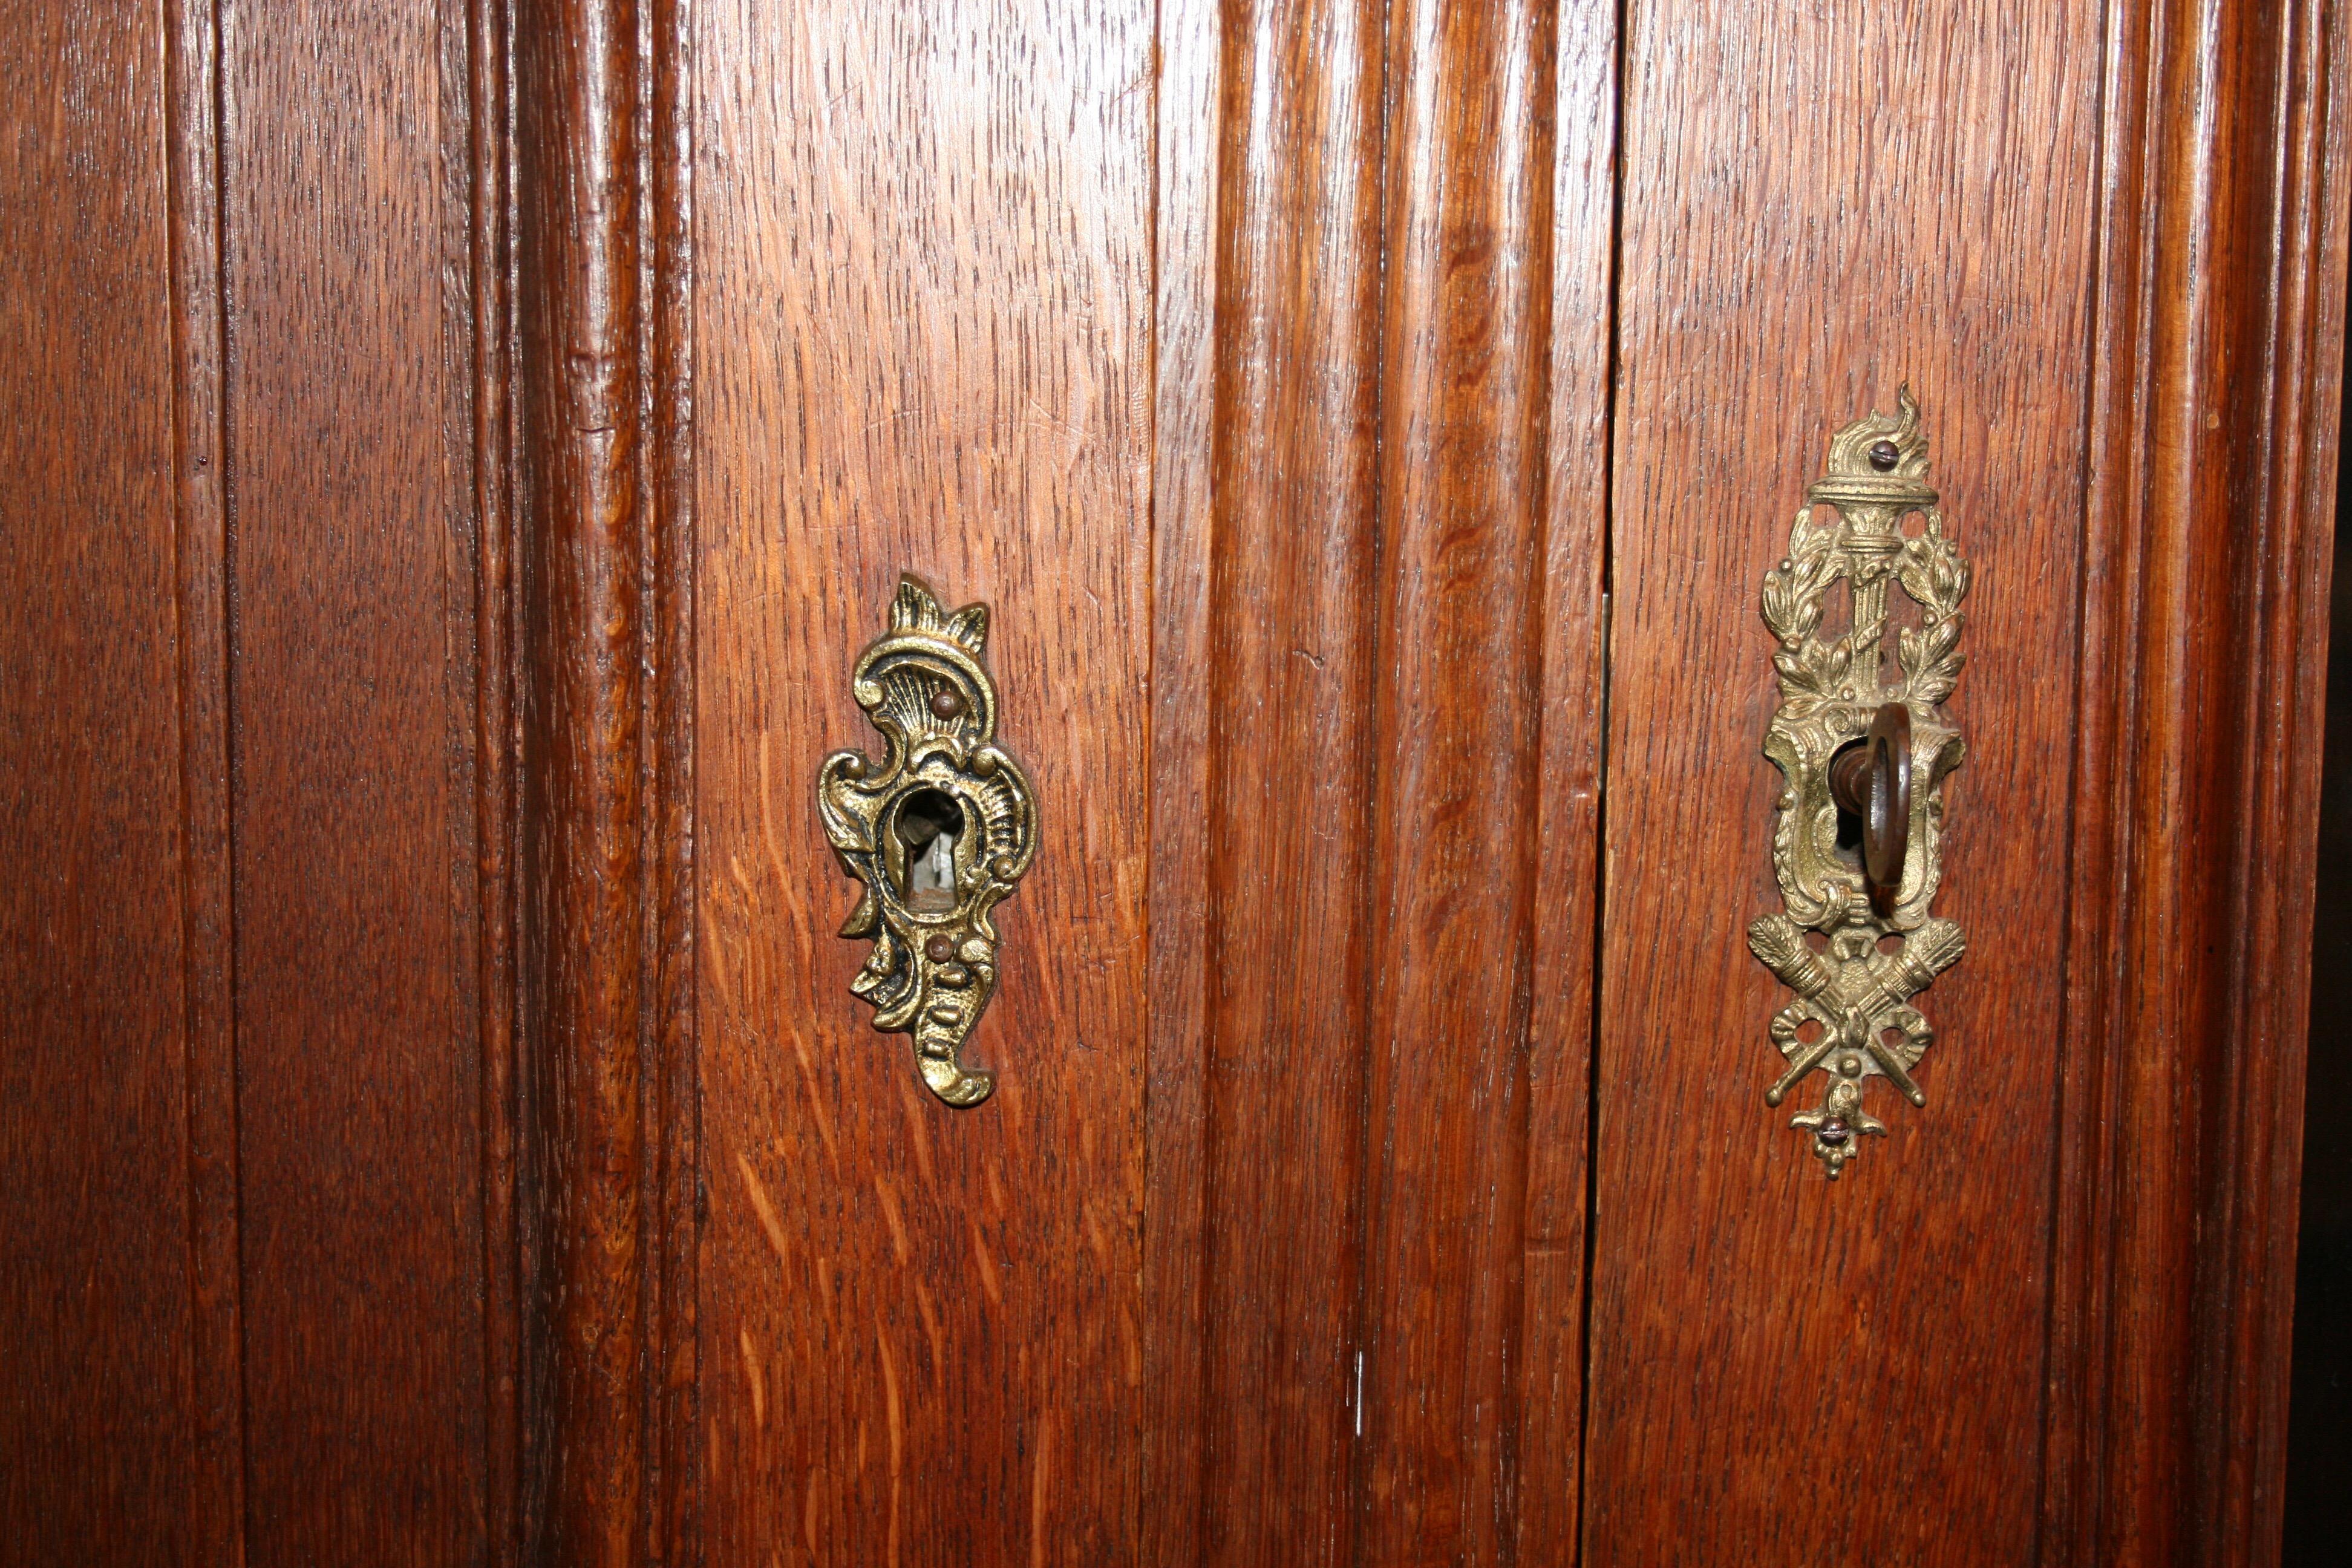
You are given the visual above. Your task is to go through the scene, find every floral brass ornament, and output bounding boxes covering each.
[1752,388,1970,1177]
[818,576,1038,1107]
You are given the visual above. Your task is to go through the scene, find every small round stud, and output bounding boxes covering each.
[1867,439,1901,472]
[930,690,964,719]
[1816,1119,1852,1146]
[924,934,956,963]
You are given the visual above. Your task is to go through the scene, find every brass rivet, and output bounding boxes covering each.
[930,690,964,719]
[924,934,955,963]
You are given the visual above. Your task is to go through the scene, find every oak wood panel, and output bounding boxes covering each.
[465,0,521,1561]
[1516,0,1618,1554]
[512,1,660,1560]
[0,3,202,1559]
[2047,1,2352,1562]
[694,2,1154,1561]
[165,0,247,1558]
[1140,0,1221,1559]
[1585,2,2102,1563]
[646,0,702,1560]
[218,0,489,1557]
[1191,5,1387,1563]
[1354,2,1558,1560]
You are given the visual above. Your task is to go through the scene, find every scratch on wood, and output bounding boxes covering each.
[874,1174,912,1264]
[968,1216,1004,1308]
[1030,1414,1053,1568]
[736,1151,792,1269]
[700,901,734,1007]
[876,1314,903,1568]
[786,1024,842,1177]
[739,1328,766,1429]
[895,1075,938,1185]
[913,1278,946,1377]
[756,730,792,893]
[1120,1303,1142,1388]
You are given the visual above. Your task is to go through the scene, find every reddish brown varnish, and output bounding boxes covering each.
[0,1,2341,1565]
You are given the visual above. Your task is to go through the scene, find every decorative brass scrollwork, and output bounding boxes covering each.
[1752,389,1970,1177]
[818,576,1037,1107]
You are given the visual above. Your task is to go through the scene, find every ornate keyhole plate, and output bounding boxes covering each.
[1751,389,1971,1177]
[818,576,1038,1107]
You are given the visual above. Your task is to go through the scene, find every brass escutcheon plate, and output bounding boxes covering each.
[1751,388,1971,1178]
[818,575,1038,1107]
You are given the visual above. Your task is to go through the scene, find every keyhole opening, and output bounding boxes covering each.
[896,788,964,913]
[1828,740,1867,864]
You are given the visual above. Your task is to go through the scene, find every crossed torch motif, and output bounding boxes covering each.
[1748,895,1966,1176]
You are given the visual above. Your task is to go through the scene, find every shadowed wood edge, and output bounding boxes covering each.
[2047,1,2352,1563]
[511,0,695,1561]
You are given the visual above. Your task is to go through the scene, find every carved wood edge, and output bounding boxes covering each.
[480,1,2352,1563]
[162,1,245,1558]
[467,4,523,1566]
[2046,2,2351,1564]
[509,1,697,1564]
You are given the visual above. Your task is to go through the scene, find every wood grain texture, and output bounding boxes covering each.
[1354,2,1554,1560]
[166,0,247,1557]
[1149,5,1615,1559]
[1586,2,2102,1563]
[467,1,522,1563]
[0,2,203,1559]
[693,1,1153,1562]
[1140,0,1221,1560]
[513,0,656,1561]
[1517,0,1616,1555]
[4,1,2342,1561]
[218,0,492,1557]
[2046,1,2352,1563]
[1195,4,1387,1563]
[646,1,701,1561]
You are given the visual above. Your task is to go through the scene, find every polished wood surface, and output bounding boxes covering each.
[3,1,2344,1564]
[1174,4,1387,1561]
[2048,1,2350,1560]
[1354,2,1574,1559]
[2,2,202,1557]
[221,2,493,1555]
[3,1,506,1561]
[1587,3,2100,1561]
[514,2,660,1559]
[693,2,1155,1561]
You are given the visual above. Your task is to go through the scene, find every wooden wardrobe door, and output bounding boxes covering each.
[678,0,1613,1562]
[691,2,1157,1561]
[606,0,2345,1563]
[4,0,2341,1563]
[3,1,508,1563]
[1588,1,2100,1558]
[1584,1,2346,1562]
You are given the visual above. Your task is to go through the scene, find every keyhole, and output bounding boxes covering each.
[895,788,964,913]
[1829,740,1867,864]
